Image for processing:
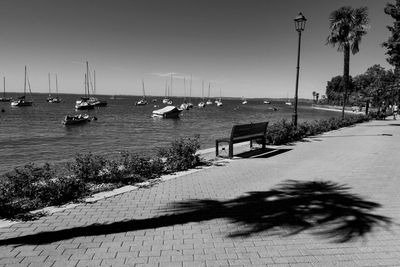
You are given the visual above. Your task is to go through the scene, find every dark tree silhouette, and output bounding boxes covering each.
[0,180,391,246]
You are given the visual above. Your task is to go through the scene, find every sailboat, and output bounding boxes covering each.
[180,77,189,110]
[52,74,61,103]
[285,93,292,105]
[242,97,248,105]
[89,70,107,107]
[11,66,33,107]
[163,75,174,104]
[206,83,213,105]
[186,75,194,109]
[75,62,95,110]
[46,73,61,103]
[198,80,206,108]
[135,79,148,105]
[0,77,12,102]
[216,88,223,107]
[162,81,169,104]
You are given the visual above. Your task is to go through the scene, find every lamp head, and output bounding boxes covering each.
[294,12,307,32]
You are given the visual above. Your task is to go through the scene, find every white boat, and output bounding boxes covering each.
[242,98,247,105]
[216,88,223,106]
[135,79,148,106]
[62,114,90,125]
[186,75,194,109]
[0,77,12,102]
[75,97,94,110]
[180,77,190,110]
[198,80,206,108]
[11,66,33,107]
[263,100,271,104]
[46,73,62,103]
[89,71,107,107]
[285,94,292,105]
[152,105,182,118]
[206,83,213,105]
[76,62,95,110]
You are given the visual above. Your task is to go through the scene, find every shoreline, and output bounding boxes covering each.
[312,105,365,115]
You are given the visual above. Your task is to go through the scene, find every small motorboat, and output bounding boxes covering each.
[135,98,148,106]
[152,106,182,119]
[62,114,90,125]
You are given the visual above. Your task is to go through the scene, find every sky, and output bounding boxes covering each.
[0,0,395,99]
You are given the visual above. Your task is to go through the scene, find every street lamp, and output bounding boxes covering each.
[293,12,307,127]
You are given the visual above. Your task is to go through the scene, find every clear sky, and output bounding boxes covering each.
[0,0,394,99]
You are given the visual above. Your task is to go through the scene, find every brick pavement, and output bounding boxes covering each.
[1,119,400,266]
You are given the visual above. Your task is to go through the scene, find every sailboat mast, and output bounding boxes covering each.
[190,74,192,102]
[24,66,27,96]
[202,80,204,101]
[94,70,96,95]
[170,73,173,98]
[55,74,58,97]
[86,61,89,97]
[3,77,5,98]
[183,77,186,101]
[84,74,87,98]
[48,73,51,96]
[142,79,145,98]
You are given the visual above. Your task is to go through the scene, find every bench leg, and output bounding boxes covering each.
[229,142,233,158]
[262,137,266,150]
[250,139,253,148]
[216,140,219,157]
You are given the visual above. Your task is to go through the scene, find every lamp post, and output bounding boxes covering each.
[293,12,307,127]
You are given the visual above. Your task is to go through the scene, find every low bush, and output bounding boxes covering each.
[0,137,204,219]
[157,137,201,172]
[266,115,371,145]
[0,163,89,219]
[120,152,164,182]
[68,153,107,182]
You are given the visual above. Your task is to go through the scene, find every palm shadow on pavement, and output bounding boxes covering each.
[0,180,391,246]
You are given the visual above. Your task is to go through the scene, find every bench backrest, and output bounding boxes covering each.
[230,122,268,139]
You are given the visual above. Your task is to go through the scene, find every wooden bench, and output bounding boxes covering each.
[216,122,269,158]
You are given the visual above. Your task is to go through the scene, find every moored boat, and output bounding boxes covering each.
[0,77,12,102]
[135,79,148,106]
[62,114,90,125]
[11,66,33,107]
[152,105,182,118]
[76,62,95,110]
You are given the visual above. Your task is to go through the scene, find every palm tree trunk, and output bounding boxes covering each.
[342,45,350,119]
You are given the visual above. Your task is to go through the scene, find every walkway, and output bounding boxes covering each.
[1,119,400,266]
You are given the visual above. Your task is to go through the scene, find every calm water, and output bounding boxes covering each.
[0,93,342,174]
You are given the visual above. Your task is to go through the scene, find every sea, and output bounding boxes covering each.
[0,93,344,175]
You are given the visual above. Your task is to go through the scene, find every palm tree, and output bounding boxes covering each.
[312,91,316,102]
[326,6,369,119]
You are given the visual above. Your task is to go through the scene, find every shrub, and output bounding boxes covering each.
[68,153,107,183]
[0,163,89,219]
[120,152,164,183]
[266,115,371,145]
[157,137,201,172]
